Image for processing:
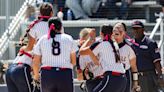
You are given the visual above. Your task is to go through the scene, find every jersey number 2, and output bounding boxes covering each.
[52,41,60,55]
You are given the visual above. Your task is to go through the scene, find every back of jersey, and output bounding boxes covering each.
[91,41,125,73]
[33,34,78,69]
[13,52,33,66]
[29,21,49,40]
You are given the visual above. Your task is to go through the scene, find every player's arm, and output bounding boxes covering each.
[33,54,41,80]
[130,57,138,73]
[70,51,76,66]
[129,46,141,91]
[130,57,141,91]
[32,37,42,81]
[79,38,99,65]
[24,34,36,51]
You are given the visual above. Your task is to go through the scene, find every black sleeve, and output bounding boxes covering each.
[90,41,100,51]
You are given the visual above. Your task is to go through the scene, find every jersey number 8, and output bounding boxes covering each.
[52,41,60,55]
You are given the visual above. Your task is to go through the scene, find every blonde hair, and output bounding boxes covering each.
[79,28,91,40]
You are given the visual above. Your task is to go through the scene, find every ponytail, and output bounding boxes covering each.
[111,37,120,63]
[48,17,62,52]
[104,34,120,63]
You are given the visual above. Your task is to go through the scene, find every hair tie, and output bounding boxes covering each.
[47,24,55,39]
[125,34,139,46]
[105,35,109,41]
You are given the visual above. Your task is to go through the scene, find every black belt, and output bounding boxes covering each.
[138,70,156,76]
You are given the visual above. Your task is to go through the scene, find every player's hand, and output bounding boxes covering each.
[132,80,141,92]
[32,79,40,89]
[33,74,40,81]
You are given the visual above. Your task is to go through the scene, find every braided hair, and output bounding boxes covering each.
[101,24,120,63]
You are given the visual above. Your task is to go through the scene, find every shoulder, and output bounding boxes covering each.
[62,34,74,41]
[90,40,110,50]
[90,41,101,50]
[32,21,48,29]
[144,36,155,44]
[124,44,134,51]
[144,37,157,47]
[37,35,48,42]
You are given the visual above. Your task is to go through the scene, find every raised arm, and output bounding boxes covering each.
[24,35,36,51]
[79,38,99,65]
[33,54,41,81]
[70,51,76,66]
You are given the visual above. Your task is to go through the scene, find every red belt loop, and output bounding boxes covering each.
[17,62,23,65]
[60,68,67,70]
[111,71,122,76]
[42,66,52,70]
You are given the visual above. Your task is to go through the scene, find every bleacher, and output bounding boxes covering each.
[0,0,25,37]
[116,0,161,22]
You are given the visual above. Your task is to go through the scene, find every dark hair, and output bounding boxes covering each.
[48,17,62,50]
[39,3,53,16]
[121,22,127,32]
[101,24,120,63]
[48,17,62,38]
[114,22,127,32]
[100,24,113,37]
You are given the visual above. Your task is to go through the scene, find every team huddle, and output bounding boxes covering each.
[5,2,164,92]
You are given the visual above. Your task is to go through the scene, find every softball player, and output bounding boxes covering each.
[75,28,103,91]
[23,2,53,51]
[32,17,78,92]
[79,24,115,92]
[79,26,127,92]
[6,46,33,92]
[112,22,140,92]
[6,3,54,92]
[76,28,96,81]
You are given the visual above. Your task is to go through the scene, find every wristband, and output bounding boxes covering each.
[133,73,138,81]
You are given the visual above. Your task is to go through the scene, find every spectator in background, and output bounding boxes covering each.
[105,0,131,20]
[43,0,68,20]
[26,4,36,21]
[36,0,44,7]
[159,0,164,13]
[66,0,101,19]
